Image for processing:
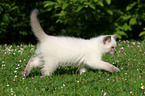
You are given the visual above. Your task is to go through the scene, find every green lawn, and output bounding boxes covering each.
[0,40,145,96]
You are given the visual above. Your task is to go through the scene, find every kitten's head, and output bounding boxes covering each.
[102,34,117,55]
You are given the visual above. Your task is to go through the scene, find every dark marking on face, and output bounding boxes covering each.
[103,36,111,44]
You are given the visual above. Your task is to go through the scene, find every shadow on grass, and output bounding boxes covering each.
[25,66,114,78]
[26,66,79,77]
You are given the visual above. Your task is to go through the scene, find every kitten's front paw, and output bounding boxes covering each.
[112,66,120,72]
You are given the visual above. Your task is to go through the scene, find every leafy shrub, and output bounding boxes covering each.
[44,0,145,39]
[0,0,145,44]
[113,0,145,39]
[44,0,116,39]
[0,0,46,44]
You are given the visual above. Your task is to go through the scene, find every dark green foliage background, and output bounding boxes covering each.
[0,0,145,44]
[0,0,49,44]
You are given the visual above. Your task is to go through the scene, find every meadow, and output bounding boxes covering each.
[0,40,145,96]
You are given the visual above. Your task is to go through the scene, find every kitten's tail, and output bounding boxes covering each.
[30,9,47,41]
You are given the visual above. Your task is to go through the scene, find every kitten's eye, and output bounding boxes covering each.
[111,46,114,49]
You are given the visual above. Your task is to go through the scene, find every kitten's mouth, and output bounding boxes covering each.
[109,48,117,55]
[109,50,116,55]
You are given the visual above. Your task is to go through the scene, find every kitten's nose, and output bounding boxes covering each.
[114,49,116,54]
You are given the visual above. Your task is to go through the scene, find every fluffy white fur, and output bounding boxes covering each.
[22,9,120,77]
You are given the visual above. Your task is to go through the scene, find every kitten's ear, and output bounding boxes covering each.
[103,36,111,44]
[112,34,117,40]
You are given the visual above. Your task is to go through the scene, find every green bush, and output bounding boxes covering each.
[44,0,116,39]
[44,0,145,39]
[113,0,145,39]
[0,0,144,44]
[0,0,46,44]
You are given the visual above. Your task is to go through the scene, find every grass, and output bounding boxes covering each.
[0,40,145,96]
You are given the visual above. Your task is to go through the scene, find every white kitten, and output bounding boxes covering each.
[22,9,120,77]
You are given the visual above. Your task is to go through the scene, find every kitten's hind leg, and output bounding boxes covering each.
[22,56,41,77]
[40,59,58,77]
